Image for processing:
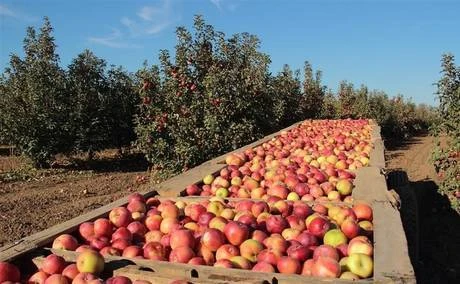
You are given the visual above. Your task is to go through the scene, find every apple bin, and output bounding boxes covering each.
[0,120,414,283]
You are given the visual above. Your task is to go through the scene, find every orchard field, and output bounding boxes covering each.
[0,15,459,284]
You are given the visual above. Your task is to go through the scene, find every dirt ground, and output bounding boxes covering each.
[0,151,152,247]
[385,134,460,284]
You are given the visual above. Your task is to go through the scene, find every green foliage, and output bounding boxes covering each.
[432,53,460,210]
[301,61,325,119]
[135,15,272,173]
[0,17,71,167]
[67,50,138,155]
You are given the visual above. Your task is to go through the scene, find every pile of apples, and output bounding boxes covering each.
[184,119,372,201]
[0,250,149,284]
[13,193,373,281]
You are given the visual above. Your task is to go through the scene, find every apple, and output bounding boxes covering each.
[311,256,341,278]
[341,218,360,239]
[323,229,347,247]
[295,231,319,247]
[336,243,349,258]
[308,216,330,238]
[93,218,113,238]
[282,228,301,240]
[286,215,306,231]
[41,254,66,274]
[230,256,252,270]
[99,246,121,256]
[277,256,301,274]
[186,204,207,222]
[201,228,226,251]
[336,179,353,196]
[52,234,79,251]
[216,244,240,261]
[106,276,131,284]
[170,229,195,250]
[27,271,48,283]
[109,207,132,228]
[348,236,373,256]
[358,220,374,236]
[252,262,276,273]
[90,236,110,250]
[313,245,339,261]
[79,222,95,241]
[186,184,201,195]
[44,274,69,284]
[301,259,315,276]
[263,234,288,254]
[257,248,282,266]
[352,203,373,221]
[251,230,268,243]
[239,239,263,262]
[111,239,130,251]
[340,271,360,280]
[143,242,166,260]
[292,203,313,219]
[76,250,104,274]
[214,259,234,268]
[185,256,205,266]
[203,174,214,185]
[145,215,163,231]
[207,201,225,216]
[198,244,216,265]
[266,215,289,234]
[347,253,373,278]
[111,227,132,242]
[72,272,98,284]
[160,203,180,219]
[122,245,143,258]
[0,262,20,282]
[287,243,311,262]
[160,217,179,234]
[251,201,269,217]
[224,221,249,246]
[127,200,147,214]
[169,246,195,263]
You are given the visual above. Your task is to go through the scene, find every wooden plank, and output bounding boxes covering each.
[372,201,416,284]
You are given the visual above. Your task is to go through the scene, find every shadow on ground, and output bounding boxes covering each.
[388,170,460,284]
[52,153,150,173]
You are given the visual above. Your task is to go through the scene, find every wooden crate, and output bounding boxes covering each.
[0,120,415,283]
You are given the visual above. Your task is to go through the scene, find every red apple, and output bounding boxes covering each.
[122,245,143,258]
[106,276,131,284]
[169,246,195,263]
[352,203,373,221]
[312,256,341,278]
[266,215,289,234]
[308,216,330,238]
[257,249,282,266]
[111,227,132,242]
[93,218,113,238]
[224,221,249,246]
[0,262,20,282]
[44,274,69,284]
[79,222,95,242]
[252,262,276,273]
[143,242,166,260]
[287,243,311,262]
[145,215,163,231]
[109,207,132,228]
[41,254,66,274]
[201,228,226,251]
[277,256,301,274]
[213,259,233,268]
[27,271,47,284]
[216,244,240,261]
[52,234,79,251]
[313,245,339,261]
[239,239,263,262]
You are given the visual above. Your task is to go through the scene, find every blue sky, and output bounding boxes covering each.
[1,0,459,105]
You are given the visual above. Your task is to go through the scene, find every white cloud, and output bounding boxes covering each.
[88,0,178,48]
[0,4,37,21]
[87,29,142,49]
[210,0,223,10]
[122,0,175,36]
[0,4,15,17]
